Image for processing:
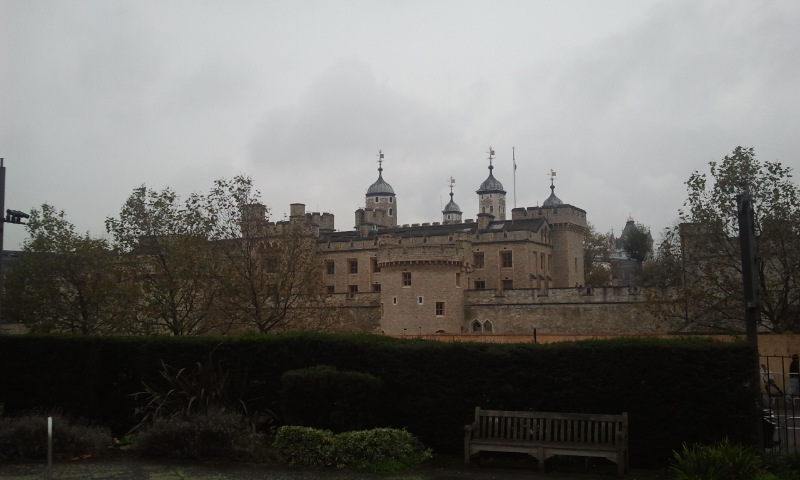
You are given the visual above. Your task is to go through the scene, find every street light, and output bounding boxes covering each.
[0,158,29,324]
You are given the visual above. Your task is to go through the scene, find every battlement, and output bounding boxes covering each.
[378,244,464,266]
[511,205,587,227]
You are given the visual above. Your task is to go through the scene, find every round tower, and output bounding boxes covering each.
[476,147,506,221]
[442,178,462,225]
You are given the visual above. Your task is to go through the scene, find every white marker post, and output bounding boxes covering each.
[47,416,53,480]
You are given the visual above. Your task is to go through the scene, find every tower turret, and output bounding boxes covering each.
[476,147,506,220]
[357,150,397,229]
[442,177,462,224]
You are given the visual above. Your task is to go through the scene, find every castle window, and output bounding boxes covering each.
[388,208,393,216]
[372,283,381,292]
[349,259,358,274]
[474,280,486,289]
[418,296,424,305]
[471,321,482,332]
[392,297,397,305]
[371,257,380,273]
[500,251,513,268]
[435,302,445,316]
[326,285,335,294]
[325,260,335,275]
[402,272,412,286]
[483,320,493,332]
[349,285,358,293]
[490,206,494,213]
[473,252,484,269]
[375,196,379,202]
[455,273,461,287]
[502,279,513,290]
[389,197,393,203]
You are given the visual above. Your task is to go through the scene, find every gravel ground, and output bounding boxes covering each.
[0,455,668,480]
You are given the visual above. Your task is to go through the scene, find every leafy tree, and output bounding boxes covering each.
[105,186,222,335]
[4,204,127,334]
[207,176,329,333]
[619,222,653,264]
[583,223,612,287]
[646,146,800,333]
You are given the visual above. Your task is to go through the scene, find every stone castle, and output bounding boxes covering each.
[254,150,656,336]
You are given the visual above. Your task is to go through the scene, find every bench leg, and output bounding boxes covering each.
[537,447,545,473]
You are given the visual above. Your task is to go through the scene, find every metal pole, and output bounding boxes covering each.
[0,158,5,324]
[737,191,763,451]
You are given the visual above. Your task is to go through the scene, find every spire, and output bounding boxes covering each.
[443,177,461,214]
[366,150,395,195]
[477,146,505,193]
[542,169,563,206]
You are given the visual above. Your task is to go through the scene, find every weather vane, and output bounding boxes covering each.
[377,150,385,170]
[487,146,495,166]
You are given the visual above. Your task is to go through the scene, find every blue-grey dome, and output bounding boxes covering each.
[366,169,395,196]
[443,195,461,214]
[542,184,563,206]
[476,165,505,194]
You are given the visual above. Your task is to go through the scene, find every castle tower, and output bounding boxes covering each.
[476,147,506,221]
[536,171,587,287]
[357,150,397,229]
[442,177,462,225]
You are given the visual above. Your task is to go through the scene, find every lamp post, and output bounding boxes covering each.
[0,158,29,324]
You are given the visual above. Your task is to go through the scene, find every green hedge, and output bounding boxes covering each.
[0,333,759,467]
[273,425,431,470]
[280,364,382,432]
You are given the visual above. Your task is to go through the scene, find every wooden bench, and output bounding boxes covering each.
[464,407,629,476]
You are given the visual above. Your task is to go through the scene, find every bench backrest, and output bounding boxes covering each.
[473,408,628,445]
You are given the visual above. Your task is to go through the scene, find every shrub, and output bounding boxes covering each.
[131,349,252,432]
[133,407,268,461]
[670,439,761,480]
[761,452,800,480]
[273,425,431,471]
[273,425,336,466]
[0,413,111,460]
[280,365,382,433]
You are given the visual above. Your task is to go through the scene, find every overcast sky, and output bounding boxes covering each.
[2,0,799,250]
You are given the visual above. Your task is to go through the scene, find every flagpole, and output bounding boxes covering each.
[512,147,517,209]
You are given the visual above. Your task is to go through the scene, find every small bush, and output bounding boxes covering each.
[273,425,336,466]
[133,408,268,461]
[0,413,111,460]
[670,439,761,480]
[761,452,800,480]
[280,365,382,433]
[273,425,431,471]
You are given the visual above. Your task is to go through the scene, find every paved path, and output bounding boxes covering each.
[0,455,666,480]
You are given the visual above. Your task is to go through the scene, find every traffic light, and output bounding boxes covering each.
[5,209,29,224]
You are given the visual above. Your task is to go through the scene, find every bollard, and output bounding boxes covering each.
[47,416,53,480]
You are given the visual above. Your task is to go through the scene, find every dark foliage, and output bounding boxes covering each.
[0,333,759,468]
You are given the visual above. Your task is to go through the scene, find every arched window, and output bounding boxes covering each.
[471,321,482,332]
[490,206,494,213]
[483,320,493,332]
[388,208,393,216]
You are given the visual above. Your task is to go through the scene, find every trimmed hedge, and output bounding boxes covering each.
[280,365,381,432]
[273,425,431,469]
[0,333,759,467]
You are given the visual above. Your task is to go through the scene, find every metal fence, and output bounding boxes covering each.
[760,355,799,454]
